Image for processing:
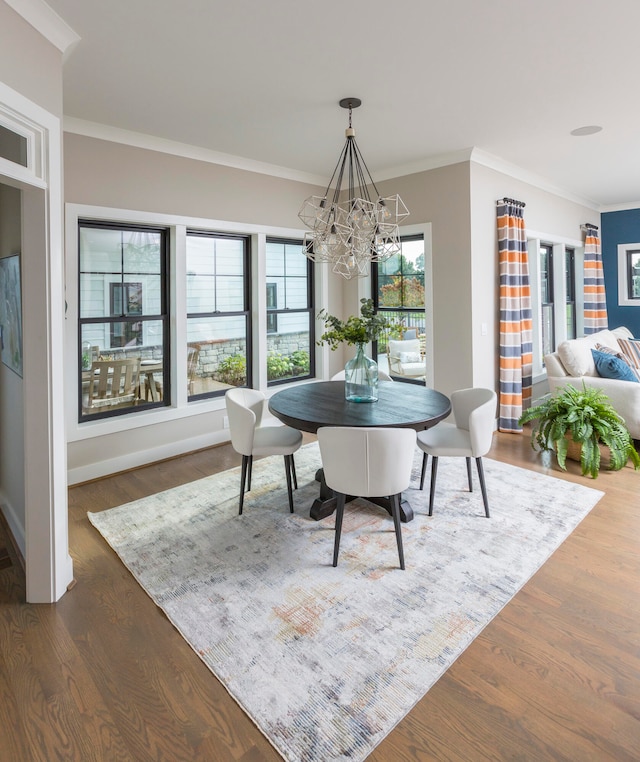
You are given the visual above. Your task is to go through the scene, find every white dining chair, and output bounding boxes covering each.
[417,387,496,518]
[330,368,393,382]
[317,426,417,570]
[225,388,303,515]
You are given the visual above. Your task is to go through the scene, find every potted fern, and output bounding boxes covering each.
[518,383,640,478]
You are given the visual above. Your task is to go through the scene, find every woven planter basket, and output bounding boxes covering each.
[564,435,611,468]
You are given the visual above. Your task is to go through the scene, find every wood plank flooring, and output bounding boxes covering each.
[0,432,638,761]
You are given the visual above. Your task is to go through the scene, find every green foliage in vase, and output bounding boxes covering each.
[317,298,392,350]
[518,383,640,478]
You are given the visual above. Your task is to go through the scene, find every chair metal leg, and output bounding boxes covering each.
[428,456,438,516]
[247,455,253,491]
[466,456,473,492]
[291,454,298,490]
[332,492,346,567]
[475,457,490,517]
[239,455,250,515]
[284,455,295,513]
[419,451,428,490]
[390,493,406,570]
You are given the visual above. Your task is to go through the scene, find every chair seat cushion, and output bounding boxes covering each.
[395,362,424,376]
[253,425,302,456]
[417,422,472,457]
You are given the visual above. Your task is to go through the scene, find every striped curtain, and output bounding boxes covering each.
[583,225,608,334]
[497,199,532,432]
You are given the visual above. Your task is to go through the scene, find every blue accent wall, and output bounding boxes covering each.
[601,208,640,336]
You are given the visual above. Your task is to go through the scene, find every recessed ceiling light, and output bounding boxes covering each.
[570,125,603,137]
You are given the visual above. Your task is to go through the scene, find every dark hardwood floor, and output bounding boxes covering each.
[0,431,638,761]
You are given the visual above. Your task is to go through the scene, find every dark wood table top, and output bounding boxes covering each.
[268,380,451,434]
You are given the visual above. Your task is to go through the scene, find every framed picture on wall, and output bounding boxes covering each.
[0,254,23,377]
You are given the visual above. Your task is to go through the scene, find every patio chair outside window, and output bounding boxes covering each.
[85,358,141,411]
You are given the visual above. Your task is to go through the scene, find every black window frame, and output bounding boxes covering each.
[77,219,170,422]
[186,230,252,400]
[565,246,577,339]
[265,237,315,387]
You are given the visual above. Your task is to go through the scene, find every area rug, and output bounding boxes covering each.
[89,443,603,762]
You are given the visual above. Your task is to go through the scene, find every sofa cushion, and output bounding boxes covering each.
[591,348,639,383]
[617,337,640,369]
[557,329,618,376]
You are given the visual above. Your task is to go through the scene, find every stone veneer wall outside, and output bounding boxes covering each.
[95,331,310,378]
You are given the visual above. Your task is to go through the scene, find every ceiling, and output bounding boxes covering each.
[45,0,640,209]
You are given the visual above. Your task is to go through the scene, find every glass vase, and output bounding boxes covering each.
[344,343,378,402]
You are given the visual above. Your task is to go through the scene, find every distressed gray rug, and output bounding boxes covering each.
[89,442,603,762]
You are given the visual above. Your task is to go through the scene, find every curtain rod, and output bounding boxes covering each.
[581,223,599,232]
[496,197,526,208]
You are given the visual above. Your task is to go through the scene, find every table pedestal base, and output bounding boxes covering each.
[309,468,414,523]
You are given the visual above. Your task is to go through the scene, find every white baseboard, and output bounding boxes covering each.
[67,429,231,485]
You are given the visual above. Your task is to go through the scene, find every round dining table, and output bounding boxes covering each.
[269,380,451,522]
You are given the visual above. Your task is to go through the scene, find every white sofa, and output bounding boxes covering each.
[544,326,640,439]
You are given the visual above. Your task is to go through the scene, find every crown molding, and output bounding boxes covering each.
[62,116,626,212]
[469,148,601,211]
[599,202,640,213]
[374,148,474,182]
[63,117,327,187]
[5,0,79,54]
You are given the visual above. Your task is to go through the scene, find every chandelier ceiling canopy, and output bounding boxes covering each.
[298,98,409,280]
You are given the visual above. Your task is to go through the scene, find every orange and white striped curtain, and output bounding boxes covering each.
[583,225,608,334]
[497,199,532,432]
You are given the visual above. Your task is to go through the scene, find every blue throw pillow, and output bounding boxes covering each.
[591,348,639,382]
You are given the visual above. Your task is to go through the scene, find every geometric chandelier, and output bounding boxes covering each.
[298,98,409,279]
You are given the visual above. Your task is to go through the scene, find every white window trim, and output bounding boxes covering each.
[0,97,47,186]
[65,203,324,443]
[617,242,640,306]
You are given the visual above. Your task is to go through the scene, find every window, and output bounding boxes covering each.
[265,238,315,385]
[78,221,169,420]
[0,123,27,167]
[616,243,640,307]
[186,231,251,398]
[266,283,278,333]
[565,247,576,339]
[540,243,554,359]
[528,235,583,375]
[625,248,640,300]
[372,234,425,375]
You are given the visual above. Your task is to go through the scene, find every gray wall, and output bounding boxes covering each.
[0,2,63,116]
[64,134,319,229]
[380,163,473,397]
